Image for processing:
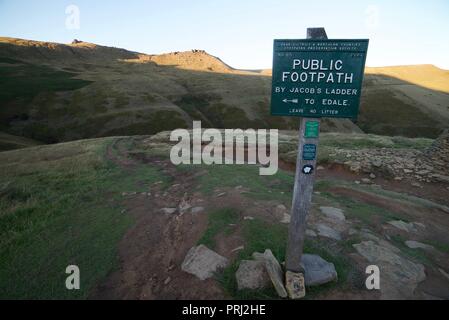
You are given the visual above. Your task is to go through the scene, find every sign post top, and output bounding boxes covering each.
[307,27,328,39]
[270,36,369,119]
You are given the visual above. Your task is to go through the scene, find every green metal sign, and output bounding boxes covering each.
[304,121,320,138]
[271,39,369,119]
[302,144,317,160]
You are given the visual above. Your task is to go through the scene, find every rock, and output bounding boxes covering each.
[280,213,291,224]
[285,271,306,299]
[316,224,342,240]
[355,180,361,185]
[252,252,265,261]
[369,173,376,179]
[372,160,382,168]
[319,206,346,222]
[164,277,172,285]
[361,178,371,184]
[353,241,426,299]
[349,163,362,173]
[231,245,244,253]
[404,169,413,174]
[161,208,177,214]
[300,254,338,286]
[244,216,254,221]
[414,222,426,229]
[216,192,226,197]
[263,249,288,298]
[387,220,417,233]
[276,204,287,212]
[181,245,228,280]
[412,182,422,188]
[235,260,270,290]
[191,207,204,214]
[306,229,317,237]
[433,174,449,183]
[317,166,325,171]
[405,241,434,250]
[439,268,449,281]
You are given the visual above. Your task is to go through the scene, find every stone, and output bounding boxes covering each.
[164,277,172,285]
[263,249,288,298]
[361,178,371,184]
[439,268,449,281]
[372,160,382,168]
[285,271,306,299]
[306,229,317,237]
[179,197,192,214]
[252,252,265,261]
[161,208,177,214]
[353,240,426,299]
[319,206,346,222]
[387,220,417,233]
[369,173,376,179]
[412,182,422,188]
[280,213,291,224]
[405,241,434,250]
[244,216,254,221]
[181,245,228,280]
[316,224,342,240]
[231,245,244,253]
[235,260,270,290]
[191,207,205,214]
[414,222,426,229]
[300,254,338,286]
[216,192,226,197]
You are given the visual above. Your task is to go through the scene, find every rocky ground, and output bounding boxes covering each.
[88,131,449,300]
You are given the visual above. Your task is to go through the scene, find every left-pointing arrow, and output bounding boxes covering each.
[282,98,299,104]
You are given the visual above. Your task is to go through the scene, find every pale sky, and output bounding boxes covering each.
[1,0,448,69]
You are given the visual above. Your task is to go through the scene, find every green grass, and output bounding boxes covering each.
[198,208,240,249]
[0,137,169,299]
[320,191,404,226]
[358,87,442,138]
[423,240,449,254]
[390,235,433,266]
[0,60,92,123]
[319,133,433,150]
[192,164,294,203]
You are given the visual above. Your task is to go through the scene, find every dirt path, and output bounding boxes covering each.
[92,138,226,299]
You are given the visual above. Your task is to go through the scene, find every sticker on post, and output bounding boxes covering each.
[304,121,320,138]
[302,144,317,160]
[302,165,314,175]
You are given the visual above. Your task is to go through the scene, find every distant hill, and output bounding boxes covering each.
[0,37,447,144]
[361,65,449,137]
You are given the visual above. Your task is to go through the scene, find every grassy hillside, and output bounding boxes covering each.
[0,132,41,151]
[0,37,448,146]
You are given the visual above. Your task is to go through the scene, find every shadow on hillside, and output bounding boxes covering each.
[0,47,448,145]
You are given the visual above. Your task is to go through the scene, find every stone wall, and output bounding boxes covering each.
[423,129,449,175]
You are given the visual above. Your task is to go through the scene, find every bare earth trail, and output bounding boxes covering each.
[91,138,449,300]
[91,137,224,299]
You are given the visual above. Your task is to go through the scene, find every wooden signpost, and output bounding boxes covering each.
[270,28,368,298]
